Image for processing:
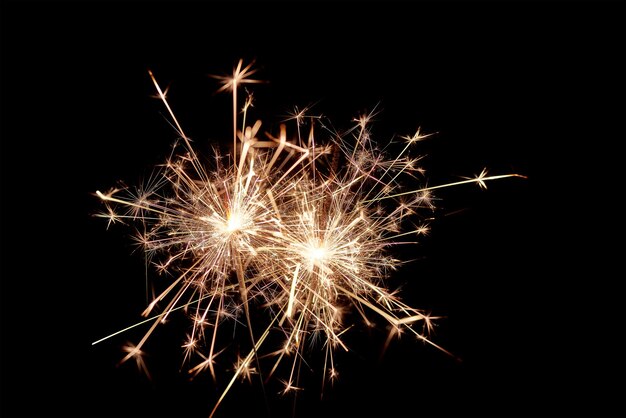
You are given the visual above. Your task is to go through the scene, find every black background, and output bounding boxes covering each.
[1,1,624,417]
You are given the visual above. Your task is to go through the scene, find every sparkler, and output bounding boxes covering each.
[93,59,524,417]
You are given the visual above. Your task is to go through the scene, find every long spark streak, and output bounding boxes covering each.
[94,59,524,417]
[364,173,527,203]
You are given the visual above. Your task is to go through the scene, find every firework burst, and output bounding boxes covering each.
[93,59,524,417]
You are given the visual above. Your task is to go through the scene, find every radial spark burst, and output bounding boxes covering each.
[93,59,524,417]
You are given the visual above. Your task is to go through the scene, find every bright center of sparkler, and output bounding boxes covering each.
[226,213,243,232]
[306,245,328,262]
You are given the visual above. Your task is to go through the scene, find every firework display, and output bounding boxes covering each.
[93,60,523,416]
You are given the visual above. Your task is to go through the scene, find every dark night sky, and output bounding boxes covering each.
[1,1,624,417]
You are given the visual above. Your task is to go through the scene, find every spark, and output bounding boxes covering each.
[93,59,524,417]
[401,127,435,144]
[210,58,264,163]
[122,342,151,380]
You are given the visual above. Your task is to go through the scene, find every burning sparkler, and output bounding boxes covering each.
[93,59,524,417]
